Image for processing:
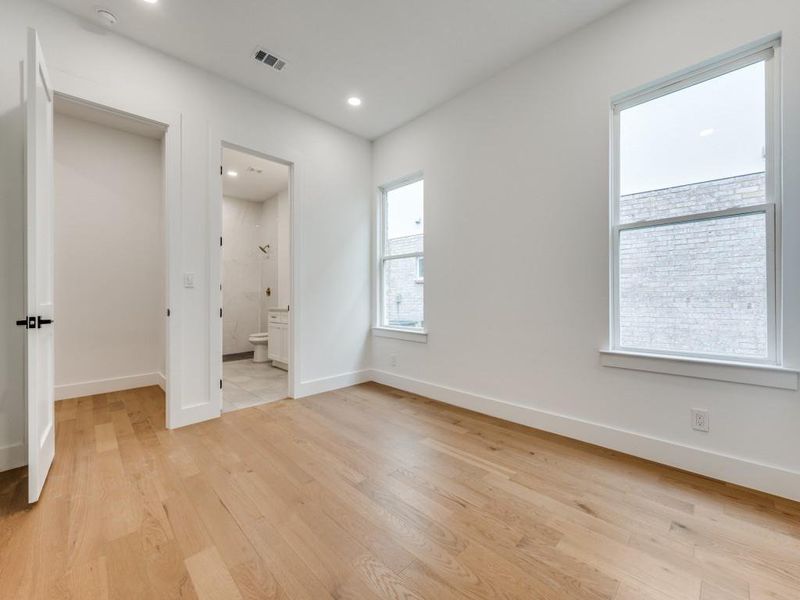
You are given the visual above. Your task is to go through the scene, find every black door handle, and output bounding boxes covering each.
[37,317,53,328]
[16,319,28,327]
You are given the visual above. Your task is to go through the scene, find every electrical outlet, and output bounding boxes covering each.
[691,408,709,432]
[390,354,398,368]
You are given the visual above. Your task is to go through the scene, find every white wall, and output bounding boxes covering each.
[0,0,372,469]
[371,0,800,500]
[54,113,164,397]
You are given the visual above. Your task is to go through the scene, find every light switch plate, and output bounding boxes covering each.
[183,273,195,288]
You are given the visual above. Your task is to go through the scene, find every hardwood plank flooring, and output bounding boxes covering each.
[0,383,797,599]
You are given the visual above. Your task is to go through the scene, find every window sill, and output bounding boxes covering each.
[372,327,428,343]
[599,349,798,390]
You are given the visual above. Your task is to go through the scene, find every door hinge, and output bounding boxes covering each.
[220,379,223,390]
[219,308,223,318]
[167,308,171,317]
[220,165,223,176]
[220,236,223,247]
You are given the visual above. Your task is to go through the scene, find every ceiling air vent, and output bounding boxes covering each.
[253,47,287,72]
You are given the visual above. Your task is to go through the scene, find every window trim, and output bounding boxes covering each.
[608,37,782,367]
[376,172,425,335]
[415,256,424,283]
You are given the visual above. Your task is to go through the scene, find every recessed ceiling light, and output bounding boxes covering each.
[142,0,159,4]
[347,97,362,107]
[227,170,238,177]
[699,128,715,137]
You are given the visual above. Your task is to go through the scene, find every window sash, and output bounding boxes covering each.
[378,173,425,331]
[379,254,425,329]
[613,205,775,363]
[609,39,781,364]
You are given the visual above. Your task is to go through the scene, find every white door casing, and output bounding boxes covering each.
[25,28,56,503]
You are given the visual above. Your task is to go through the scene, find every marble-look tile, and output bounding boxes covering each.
[222,196,276,355]
[221,359,288,413]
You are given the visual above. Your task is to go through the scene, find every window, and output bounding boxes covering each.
[379,176,424,330]
[610,41,780,364]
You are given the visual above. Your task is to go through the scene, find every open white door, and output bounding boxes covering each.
[24,28,56,503]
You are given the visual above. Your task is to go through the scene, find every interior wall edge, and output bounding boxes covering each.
[368,369,800,502]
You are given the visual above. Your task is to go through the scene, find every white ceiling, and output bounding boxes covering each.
[46,0,631,139]
[222,147,289,201]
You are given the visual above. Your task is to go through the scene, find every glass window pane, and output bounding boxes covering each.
[385,180,423,256]
[618,213,768,358]
[620,62,766,223]
[382,256,424,328]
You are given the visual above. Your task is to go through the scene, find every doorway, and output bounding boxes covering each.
[52,94,169,416]
[219,146,291,412]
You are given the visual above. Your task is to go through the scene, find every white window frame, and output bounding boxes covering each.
[608,37,782,367]
[375,173,426,339]
[415,256,424,283]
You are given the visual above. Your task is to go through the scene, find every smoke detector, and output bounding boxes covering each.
[253,47,287,72]
[96,8,118,25]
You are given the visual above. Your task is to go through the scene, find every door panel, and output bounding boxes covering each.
[26,28,55,503]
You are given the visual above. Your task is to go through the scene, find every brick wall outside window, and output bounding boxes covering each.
[618,172,768,357]
[384,234,424,327]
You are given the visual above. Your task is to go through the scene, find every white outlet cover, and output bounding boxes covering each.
[183,273,195,288]
[691,408,709,432]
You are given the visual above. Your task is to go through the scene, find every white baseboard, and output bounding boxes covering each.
[55,372,164,401]
[0,441,26,472]
[295,369,372,398]
[368,369,800,502]
[156,372,166,391]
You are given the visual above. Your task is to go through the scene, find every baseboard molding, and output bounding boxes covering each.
[0,441,26,472]
[156,372,166,391]
[368,369,800,502]
[295,369,372,398]
[55,372,164,401]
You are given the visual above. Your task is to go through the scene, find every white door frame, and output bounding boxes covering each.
[50,72,184,429]
[208,130,300,412]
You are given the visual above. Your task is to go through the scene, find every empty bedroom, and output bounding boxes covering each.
[0,0,798,599]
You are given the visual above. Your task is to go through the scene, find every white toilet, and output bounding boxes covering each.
[248,332,269,363]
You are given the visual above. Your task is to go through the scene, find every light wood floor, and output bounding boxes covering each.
[1,384,798,599]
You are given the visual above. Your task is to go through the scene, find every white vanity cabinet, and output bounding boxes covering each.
[267,308,289,370]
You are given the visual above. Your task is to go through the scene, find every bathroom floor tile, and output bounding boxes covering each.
[222,359,288,413]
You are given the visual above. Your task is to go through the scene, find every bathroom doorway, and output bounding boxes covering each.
[220,146,290,412]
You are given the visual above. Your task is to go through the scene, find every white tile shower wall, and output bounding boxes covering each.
[259,192,281,327]
[276,189,291,308]
[223,196,267,354]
